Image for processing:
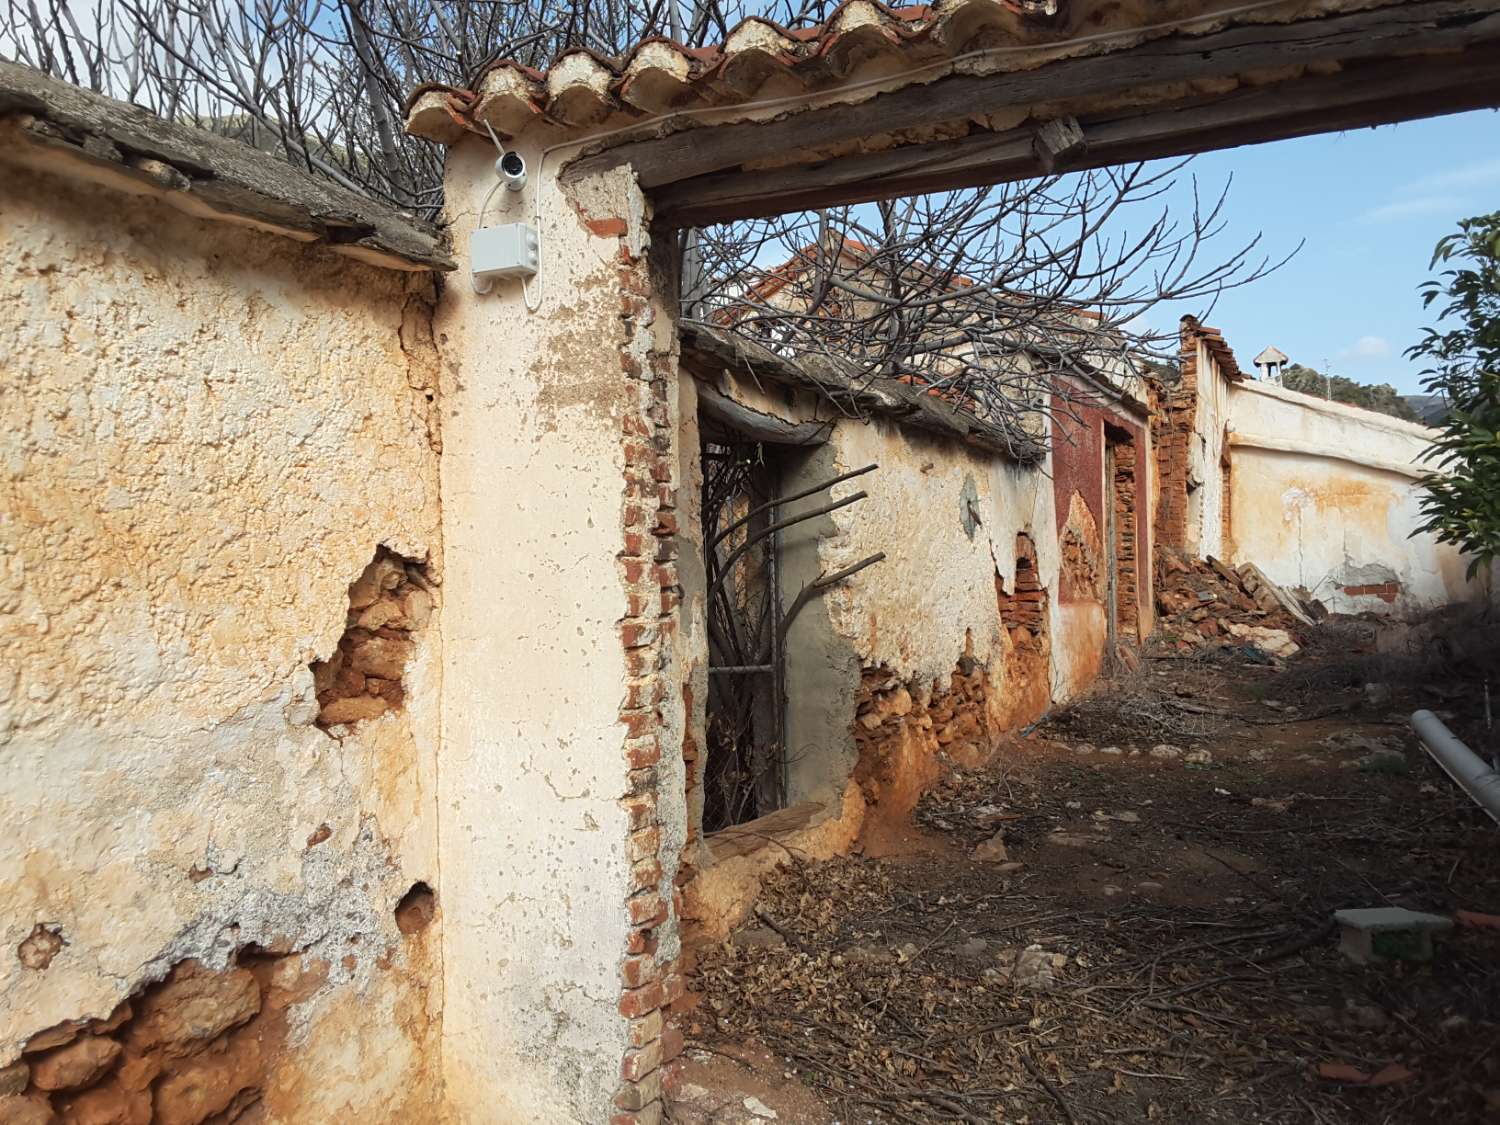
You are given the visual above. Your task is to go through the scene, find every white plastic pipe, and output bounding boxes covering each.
[1411,709,1500,826]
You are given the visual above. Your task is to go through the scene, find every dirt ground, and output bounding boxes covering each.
[671,615,1500,1124]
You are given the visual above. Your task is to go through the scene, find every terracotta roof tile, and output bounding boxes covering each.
[404,0,1060,142]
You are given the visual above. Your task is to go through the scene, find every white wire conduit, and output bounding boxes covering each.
[1410,709,1500,826]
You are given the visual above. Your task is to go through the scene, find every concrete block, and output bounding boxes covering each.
[1333,907,1453,964]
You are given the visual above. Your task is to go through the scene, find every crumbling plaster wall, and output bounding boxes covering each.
[1048,385,1153,693]
[1,164,443,1117]
[1188,335,1233,561]
[785,418,1065,803]
[436,134,684,1124]
[1226,380,1491,615]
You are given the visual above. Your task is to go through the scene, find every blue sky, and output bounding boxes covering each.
[1151,108,1500,394]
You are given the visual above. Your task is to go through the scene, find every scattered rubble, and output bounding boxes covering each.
[1153,550,1311,660]
[687,625,1500,1124]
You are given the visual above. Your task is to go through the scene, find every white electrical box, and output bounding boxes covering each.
[470,222,538,283]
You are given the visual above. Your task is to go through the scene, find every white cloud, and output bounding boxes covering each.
[1341,335,1391,359]
[1356,195,1467,224]
[1405,157,1500,195]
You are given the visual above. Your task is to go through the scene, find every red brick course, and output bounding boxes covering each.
[1340,582,1400,603]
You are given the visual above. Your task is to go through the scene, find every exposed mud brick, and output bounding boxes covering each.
[315,695,390,726]
[311,548,432,730]
[1112,444,1141,640]
[17,926,65,972]
[0,1096,55,1125]
[28,1039,120,1093]
[53,1081,150,1125]
[128,964,260,1057]
[853,635,1019,830]
[12,951,321,1125]
[151,1037,262,1125]
[0,1065,28,1099]
[394,882,437,936]
[348,634,414,680]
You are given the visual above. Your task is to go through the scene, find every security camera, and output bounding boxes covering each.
[497,150,527,193]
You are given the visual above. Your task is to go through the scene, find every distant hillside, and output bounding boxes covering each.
[1279,364,1421,423]
[1401,393,1452,426]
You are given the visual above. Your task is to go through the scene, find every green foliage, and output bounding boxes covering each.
[1407,211,1500,579]
[1280,364,1420,422]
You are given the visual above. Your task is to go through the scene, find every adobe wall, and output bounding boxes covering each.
[671,360,1068,860]
[0,164,443,1120]
[1226,380,1492,615]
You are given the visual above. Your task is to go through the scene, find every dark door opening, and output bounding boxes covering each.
[701,433,785,831]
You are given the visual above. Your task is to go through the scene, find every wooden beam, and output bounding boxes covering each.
[1031,117,1085,175]
[651,45,1500,225]
[694,378,832,445]
[567,0,1500,197]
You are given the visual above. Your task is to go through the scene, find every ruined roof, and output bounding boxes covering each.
[404,0,1062,142]
[680,323,1043,461]
[0,61,454,272]
[1182,316,1246,382]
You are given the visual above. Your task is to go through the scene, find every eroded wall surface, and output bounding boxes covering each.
[1227,380,1489,615]
[676,363,1067,839]
[1049,385,1153,695]
[1,165,443,1119]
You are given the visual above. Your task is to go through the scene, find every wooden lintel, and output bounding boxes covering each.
[651,46,1500,226]
[695,378,832,446]
[568,0,1500,214]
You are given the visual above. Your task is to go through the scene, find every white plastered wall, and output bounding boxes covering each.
[1226,379,1492,615]
[435,133,671,1123]
[0,164,443,1117]
[684,366,1067,814]
[1188,337,1232,560]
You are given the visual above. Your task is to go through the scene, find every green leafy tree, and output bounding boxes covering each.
[1280,364,1421,422]
[1408,211,1500,578]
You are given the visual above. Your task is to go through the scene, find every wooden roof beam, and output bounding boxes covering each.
[557,0,1500,227]
[651,45,1500,225]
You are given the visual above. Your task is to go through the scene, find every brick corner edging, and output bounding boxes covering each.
[611,214,687,1122]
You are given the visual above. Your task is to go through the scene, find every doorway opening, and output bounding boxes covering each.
[700,434,785,832]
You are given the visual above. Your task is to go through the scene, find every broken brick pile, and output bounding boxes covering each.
[1153,549,1304,651]
[0,956,313,1125]
[311,550,433,729]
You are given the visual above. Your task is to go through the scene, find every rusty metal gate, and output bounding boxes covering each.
[700,434,885,832]
[701,436,784,831]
